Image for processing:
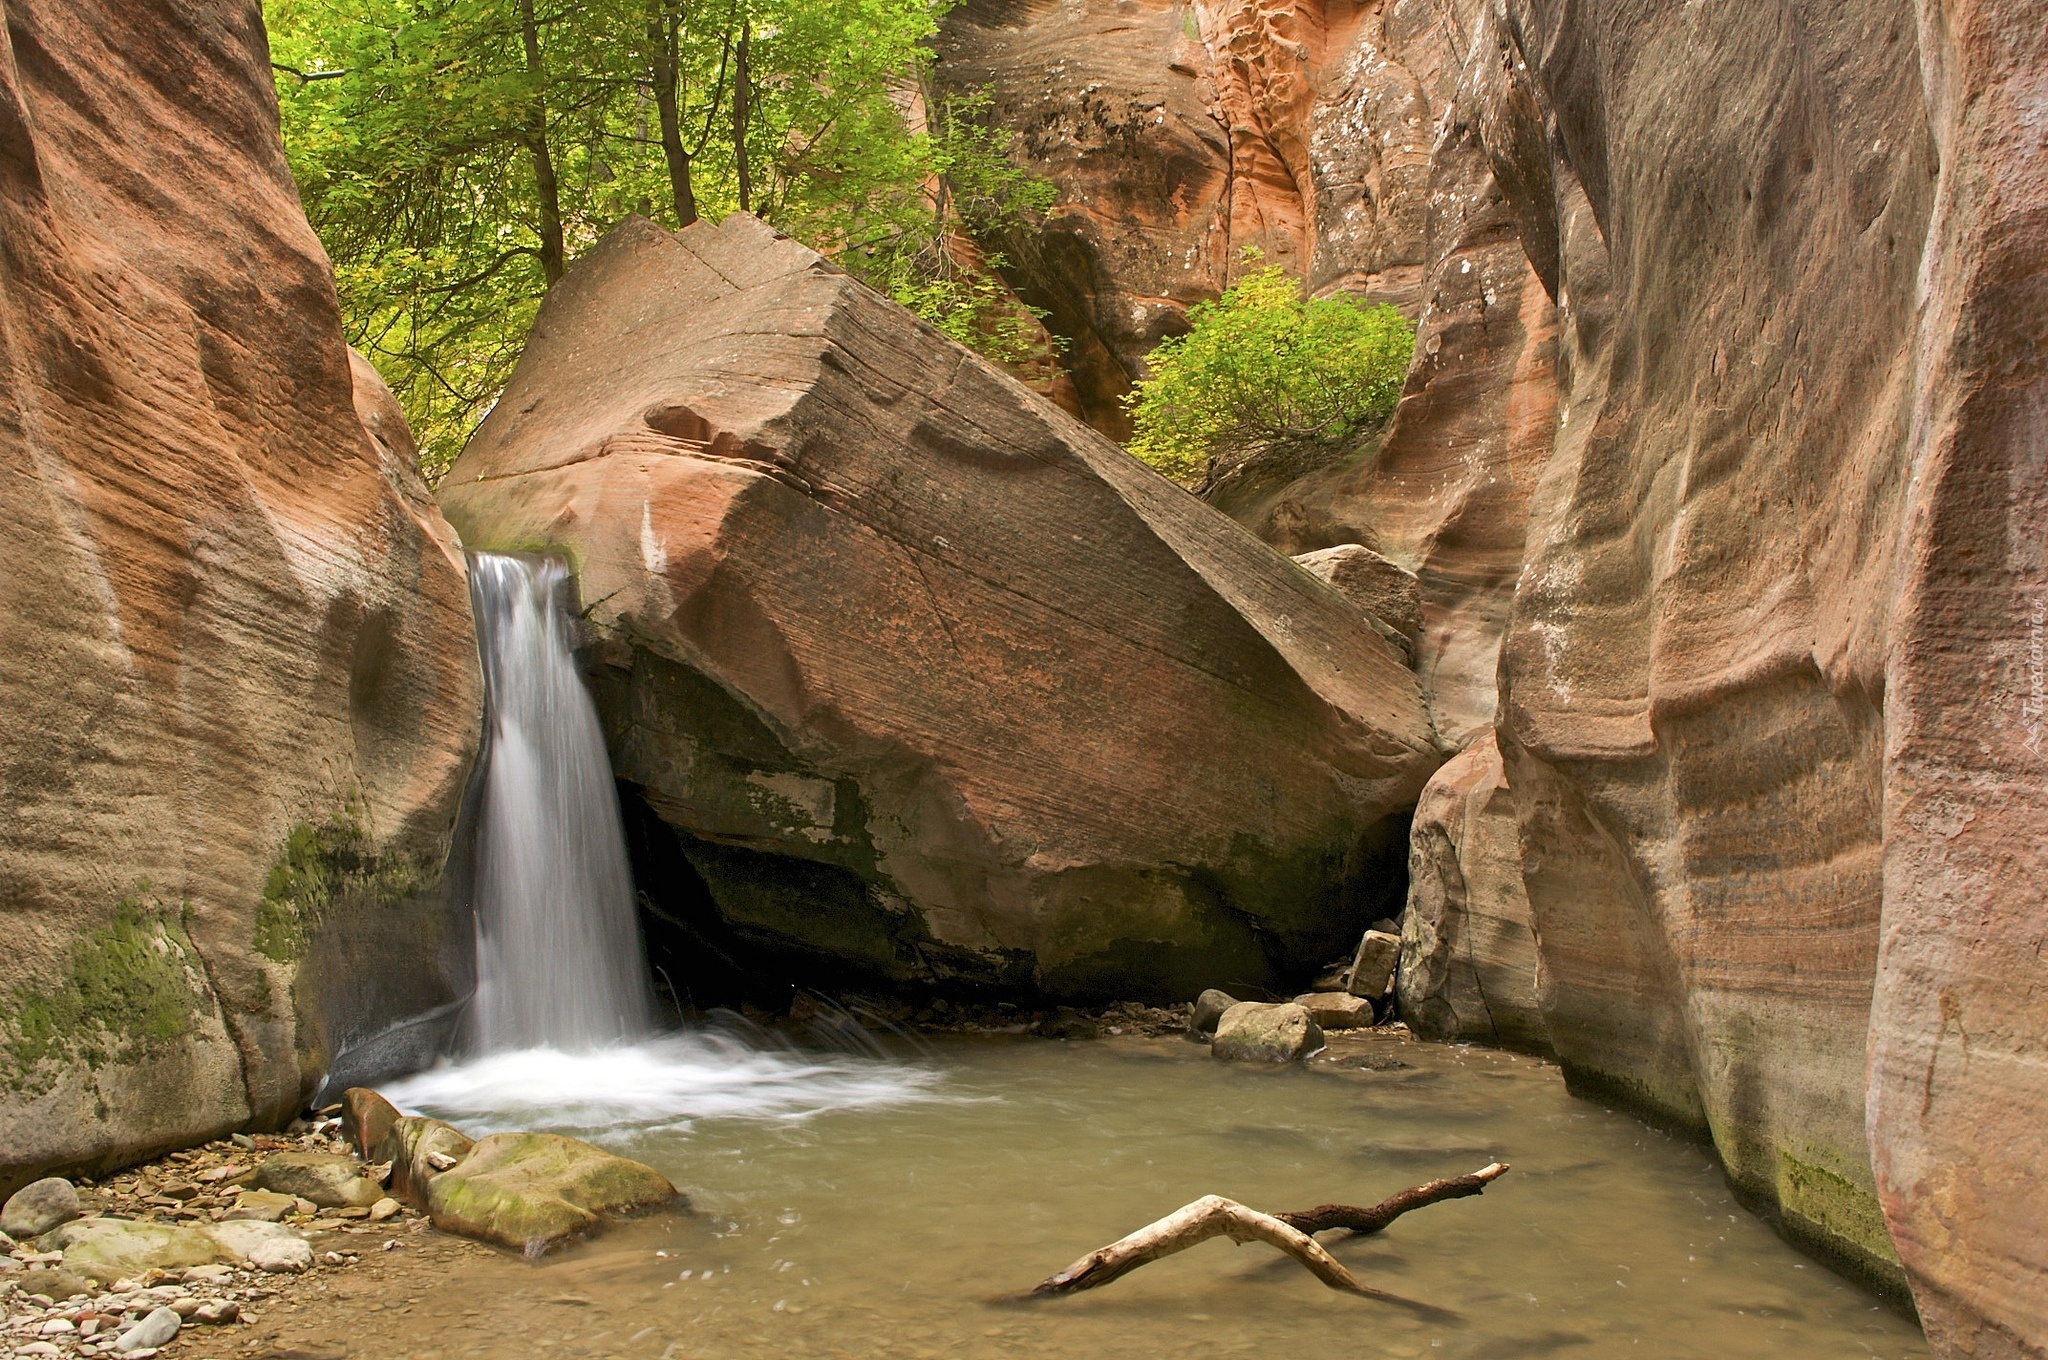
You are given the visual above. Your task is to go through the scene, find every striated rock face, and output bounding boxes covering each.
[0,0,481,1194]
[934,0,1462,438]
[1396,730,1546,1053]
[1860,1,2048,1349]
[1466,0,2046,1330]
[439,211,1439,1002]
[949,0,2045,1338]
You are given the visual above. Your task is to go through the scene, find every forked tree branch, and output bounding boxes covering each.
[1031,1163,1510,1298]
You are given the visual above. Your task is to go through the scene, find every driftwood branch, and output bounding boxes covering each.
[1032,1163,1510,1298]
[1275,1161,1510,1236]
[1034,1195,1362,1295]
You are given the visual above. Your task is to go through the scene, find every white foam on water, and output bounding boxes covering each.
[381,1030,949,1137]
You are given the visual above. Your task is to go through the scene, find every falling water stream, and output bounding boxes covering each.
[389,553,937,1124]
[465,552,652,1051]
[361,552,1925,1359]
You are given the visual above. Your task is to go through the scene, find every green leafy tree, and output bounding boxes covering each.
[268,0,1051,480]
[1124,259,1415,489]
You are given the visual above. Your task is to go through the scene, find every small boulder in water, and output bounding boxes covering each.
[1211,1002,1324,1063]
[2,1178,80,1237]
[1190,989,1239,1036]
[1036,1008,1100,1041]
[426,1132,681,1252]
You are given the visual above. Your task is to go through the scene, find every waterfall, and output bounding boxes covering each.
[467,552,653,1051]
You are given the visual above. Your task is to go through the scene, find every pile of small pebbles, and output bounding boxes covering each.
[2,1119,431,1359]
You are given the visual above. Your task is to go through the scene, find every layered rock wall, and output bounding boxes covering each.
[1467,0,2045,1334]
[935,0,1467,440]
[948,0,2047,1341]
[0,0,481,1194]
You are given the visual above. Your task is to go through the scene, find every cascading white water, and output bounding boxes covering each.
[386,551,938,1136]
[467,552,653,1051]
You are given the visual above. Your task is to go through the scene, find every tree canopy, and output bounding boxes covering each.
[1124,260,1415,490]
[269,0,1053,478]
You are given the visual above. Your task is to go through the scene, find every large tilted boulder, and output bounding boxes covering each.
[1396,731,1548,1054]
[0,0,482,1194]
[438,212,1440,1001]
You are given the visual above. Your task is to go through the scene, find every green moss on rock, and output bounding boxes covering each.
[256,810,426,963]
[1777,1151,1903,1270]
[2,898,212,1092]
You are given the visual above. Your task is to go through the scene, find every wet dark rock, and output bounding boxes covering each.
[1036,1009,1100,1042]
[1190,990,1240,1036]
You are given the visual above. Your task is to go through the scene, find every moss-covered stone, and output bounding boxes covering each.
[1777,1150,1904,1274]
[2,898,212,1093]
[425,1132,679,1251]
[255,809,427,964]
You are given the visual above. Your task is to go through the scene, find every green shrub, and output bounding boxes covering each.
[1125,260,1415,487]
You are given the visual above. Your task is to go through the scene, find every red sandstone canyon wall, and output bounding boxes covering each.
[0,0,481,1193]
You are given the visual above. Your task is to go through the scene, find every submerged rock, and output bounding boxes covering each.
[1036,1009,1100,1041]
[439,212,1438,1003]
[426,1133,681,1252]
[1,1178,80,1238]
[1211,1003,1324,1063]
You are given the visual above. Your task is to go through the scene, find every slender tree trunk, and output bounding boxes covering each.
[519,0,567,284]
[648,16,697,225]
[731,14,751,213]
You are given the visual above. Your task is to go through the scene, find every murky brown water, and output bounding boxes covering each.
[366,1030,1924,1360]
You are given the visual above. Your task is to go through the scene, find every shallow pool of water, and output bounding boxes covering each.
[387,1030,1925,1360]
